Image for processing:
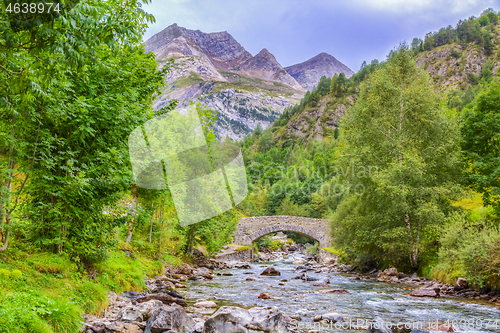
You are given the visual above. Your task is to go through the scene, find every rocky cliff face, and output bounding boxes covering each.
[278,95,355,143]
[146,24,310,140]
[285,52,354,91]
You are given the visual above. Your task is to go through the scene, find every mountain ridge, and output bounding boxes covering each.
[145,24,353,140]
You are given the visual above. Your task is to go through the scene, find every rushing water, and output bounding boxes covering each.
[181,252,500,332]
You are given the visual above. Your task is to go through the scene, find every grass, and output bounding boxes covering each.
[321,246,345,256]
[235,245,252,251]
[171,72,205,89]
[0,246,171,332]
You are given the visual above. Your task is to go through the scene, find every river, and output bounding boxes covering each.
[181,251,500,332]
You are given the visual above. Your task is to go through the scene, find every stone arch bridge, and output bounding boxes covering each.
[234,216,331,248]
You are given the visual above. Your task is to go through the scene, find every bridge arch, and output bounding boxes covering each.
[234,216,331,248]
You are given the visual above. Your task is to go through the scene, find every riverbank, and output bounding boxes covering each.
[0,247,179,332]
[82,248,500,333]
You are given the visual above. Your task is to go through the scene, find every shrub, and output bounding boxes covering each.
[11,270,22,279]
[0,269,11,278]
[450,48,461,58]
[467,72,480,85]
[434,211,500,289]
[305,242,319,255]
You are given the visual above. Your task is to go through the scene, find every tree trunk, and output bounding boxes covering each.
[185,224,197,255]
[0,192,4,245]
[0,115,15,252]
[148,213,154,243]
[0,213,11,252]
[125,184,138,244]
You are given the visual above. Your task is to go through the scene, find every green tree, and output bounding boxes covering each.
[331,44,462,269]
[0,0,160,254]
[461,80,500,215]
[253,123,263,139]
[258,129,275,153]
[316,75,331,95]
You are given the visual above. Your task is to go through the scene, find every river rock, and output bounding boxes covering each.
[203,306,289,333]
[410,287,439,298]
[260,267,281,276]
[317,289,349,294]
[455,278,468,290]
[145,303,195,333]
[318,249,337,265]
[258,293,272,299]
[313,312,344,323]
[118,300,163,322]
[186,300,217,315]
[122,291,143,300]
[312,280,329,287]
[365,317,392,333]
[136,293,186,307]
[105,322,143,333]
[377,268,399,283]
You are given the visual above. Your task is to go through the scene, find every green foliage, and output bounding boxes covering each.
[461,79,500,216]
[0,0,170,266]
[467,72,480,85]
[0,268,10,278]
[0,291,82,333]
[284,231,314,244]
[11,269,21,279]
[275,196,309,217]
[412,10,498,56]
[316,75,331,95]
[305,242,319,255]
[332,44,463,269]
[450,48,461,58]
[258,129,275,153]
[434,211,500,289]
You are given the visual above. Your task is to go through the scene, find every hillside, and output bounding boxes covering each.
[145,24,353,140]
[267,16,500,146]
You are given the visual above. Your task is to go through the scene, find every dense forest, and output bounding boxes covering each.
[236,8,500,290]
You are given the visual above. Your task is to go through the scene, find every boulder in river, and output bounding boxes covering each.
[312,280,329,287]
[186,299,217,315]
[258,292,272,299]
[376,268,399,283]
[317,289,349,294]
[260,267,281,276]
[455,277,468,291]
[410,287,439,298]
[365,317,392,333]
[203,306,289,333]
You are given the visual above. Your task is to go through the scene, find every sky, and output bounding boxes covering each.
[142,0,500,72]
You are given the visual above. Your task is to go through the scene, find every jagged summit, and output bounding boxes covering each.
[285,52,354,91]
[146,24,252,65]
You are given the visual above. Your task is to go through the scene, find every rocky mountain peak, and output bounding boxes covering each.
[146,24,251,63]
[285,52,354,91]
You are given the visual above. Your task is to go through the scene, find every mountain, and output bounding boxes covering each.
[145,24,307,140]
[285,52,354,91]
